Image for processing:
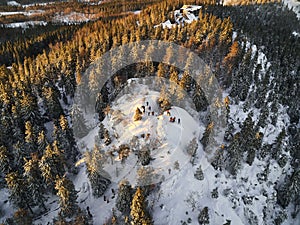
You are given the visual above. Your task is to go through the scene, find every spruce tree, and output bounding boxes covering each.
[37,130,49,156]
[71,104,89,139]
[0,145,11,174]
[13,208,33,225]
[5,171,33,213]
[55,176,78,218]
[130,187,152,225]
[55,115,79,165]
[23,153,47,210]
[116,180,133,215]
[39,143,65,186]
[194,165,204,181]
[85,145,111,197]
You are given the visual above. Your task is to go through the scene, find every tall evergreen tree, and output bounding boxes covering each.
[0,145,11,174]
[71,104,89,139]
[5,171,33,214]
[130,187,152,225]
[85,145,111,197]
[39,142,65,186]
[116,179,133,215]
[23,153,47,210]
[55,176,78,218]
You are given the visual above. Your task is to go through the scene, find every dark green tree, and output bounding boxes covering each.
[5,171,33,214]
[23,153,47,210]
[116,179,133,215]
[55,176,78,218]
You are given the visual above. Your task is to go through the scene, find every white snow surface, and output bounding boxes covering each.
[75,79,299,224]
[53,12,92,24]
[7,1,21,6]
[155,5,202,28]
[0,10,44,16]
[0,20,47,28]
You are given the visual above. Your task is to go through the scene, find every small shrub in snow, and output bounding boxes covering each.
[211,187,218,199]
[138,145,152,166]
[133,107,143,121]
[104,129,111,146]
[194,165,204,180]
[174,160,180,170]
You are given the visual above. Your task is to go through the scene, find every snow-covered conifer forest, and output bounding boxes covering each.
[0,0,299,224]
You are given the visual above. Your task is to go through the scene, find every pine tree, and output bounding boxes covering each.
[37,130,49,156]
[201,122,214,150]
[13,208,33,225]
[116,180,133,215]
[5,171,33,213]
[187,137,198,165]
[42,86,63,120]
[95,93,107,121]
[169,67,178,96]
[19,91,41,123]
[71,104,89,139]
[24,121,39,156]
[0,145,11,174]
[138,145,152,166]
[211,148,224,171]
[23,153,47,210]
[179,71,192,93]
[225,134,242,176]
[158,86,171,112]
[55,176,78,218]
[98,122,105,139]
[156,63,167,85]
[39,142,65,186]
[192,87,208,112]
[55,115,79,165]
[194,165,204,181]
[85,145,111,197]
[130,187,152,225]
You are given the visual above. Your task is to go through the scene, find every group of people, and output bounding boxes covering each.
[140,100,181,124]
[142,102,156,116]
[103,188,116,204]
[167,110,180,124]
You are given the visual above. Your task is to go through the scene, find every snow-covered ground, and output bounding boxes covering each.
[33,78,202,224]
[0,20,47,28]
[53,12,93,24]
[155,5,202,28]
[7,1,21,6]
[0,10,44,16]
[3,1,102,28]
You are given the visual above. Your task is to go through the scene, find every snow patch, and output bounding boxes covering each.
[7,1,21,6]
[0,20,47,28]
[155,5,202,29]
